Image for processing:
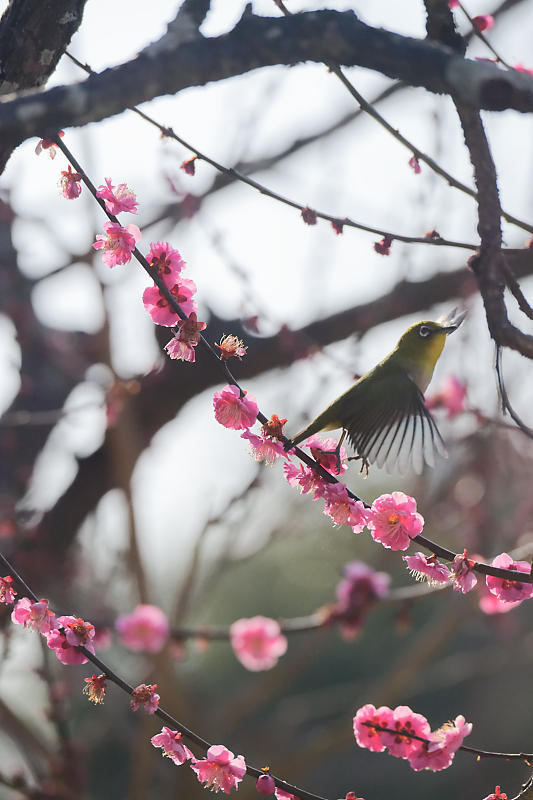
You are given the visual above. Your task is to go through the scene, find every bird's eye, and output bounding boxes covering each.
[419,325,431,338]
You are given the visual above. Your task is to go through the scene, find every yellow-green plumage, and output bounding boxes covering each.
[289,313,465,474]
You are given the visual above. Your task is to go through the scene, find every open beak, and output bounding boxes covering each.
[438,307,467,334]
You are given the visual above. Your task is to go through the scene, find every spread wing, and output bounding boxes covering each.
[342,371,446,474]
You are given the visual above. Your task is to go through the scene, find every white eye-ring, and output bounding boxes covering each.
[419,325,431,338]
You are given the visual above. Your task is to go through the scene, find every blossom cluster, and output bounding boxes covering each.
[353,704,472,771]
[10,596,95,665]
[151,738,246,794]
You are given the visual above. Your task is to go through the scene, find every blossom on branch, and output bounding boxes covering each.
[322,484,369,532]
[367,492,424,551]
[115,604,169,653]
[328,561,390,638]
[230,616,288,671]
[190,745,246,794]
[213,384,258,430]
[181,157,197,176]
[483,788,507,800]
[301,206,317,225]
[353,704,395,752]
[275,791,300,800]
[485,553,533,604]
[451,550,477,593]
[374,235,392,256]
[47,616,95,665]
[96,178,138,215]
[216,334,247,361]
[35,131,64,158]
[83,674,107,704]
[472,14,494,31]
[302,435,347,476]
[147,241,185,280]
[241,429,286,465]
[130,683,160,714]
[11,598,56,634]
[93,221,141,268]
[408,155,421,174]
[426,376,467,418]
[283,461,329,500]
[165,312,207,363]
[59,165,82,199]
[408,715,472,771]
[403,553,451,586]
[0,575,16,605]
[256,774,276,794]
[142,278,197,326]
[151,727,194,764]
[262,414,287,441]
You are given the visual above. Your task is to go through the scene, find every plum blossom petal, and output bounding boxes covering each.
[116,604,169,653]
[11,597,57,634]
[230,616,287,671]
[328,561,390,639]
[96,178,138,214]
[408,715,472,771]
[147,242,185,283]
[190,745,246,794]
[142,278,197,326]
[322,484,369,532]
[0,575,16,605]
[93,221,141,268]
[403,553,451,586]
[367,492,424,551]
[486,553,533,604]
[130,683,160,713]
[151,727,194,764]
[451,549,478,593]
[353,704,394,753]
[241,429,286,465]
[213,385,258,430]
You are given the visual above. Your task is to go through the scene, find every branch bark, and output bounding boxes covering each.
[2,8,533,165]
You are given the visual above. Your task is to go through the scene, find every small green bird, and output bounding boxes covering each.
[288,310,466,474]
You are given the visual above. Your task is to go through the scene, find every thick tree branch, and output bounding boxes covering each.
[0,0,88,171]
[2,9,533,162]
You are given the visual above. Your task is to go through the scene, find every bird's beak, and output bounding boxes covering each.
[438,307,467,334]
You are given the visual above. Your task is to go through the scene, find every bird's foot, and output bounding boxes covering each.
[347,455,370,478]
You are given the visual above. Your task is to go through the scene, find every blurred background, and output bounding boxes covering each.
[1,0,533,797]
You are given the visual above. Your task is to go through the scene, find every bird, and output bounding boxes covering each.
[287,309,466,475]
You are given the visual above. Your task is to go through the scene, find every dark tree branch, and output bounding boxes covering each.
[0,0,88,171]
[2,9,533,165]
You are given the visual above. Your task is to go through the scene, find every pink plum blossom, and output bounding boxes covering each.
[96,178,138,215]
[322,484,369,532]
[47,616,95,665]
[83,674,107,704]
[472,14,494,31]
[451,550,478,593]
[329,561,390,638]
[151,727,195,764]
[256,774,276,794]
[478,580,522,615]
[11,598,57,634]
[59,165,82,199]
[408,155,421,174]
[35,131,64,158]
[426,376,467,418]
[164,313,206,363]
[0,575,16,605]
[142,278,197,326]
[403,553,451,586]
[483,788,507,800]
[130,683,160,714]
[216,334,247,361]
[147,242,185,282]
[515,64,533,76]
[302,435,347,475]
[382,706,431,759]
[241,429,286,466]
[115,604,169,653]
[213,384,258,430]
[486,553,533,604]
[353,704,394,753]
[230,616,288,671]
[93,221,141,268]
[408,715,472,771]
[275,791,300,800]
[283,461,329,500]
[190,745,246,794]
[367,492,424,550]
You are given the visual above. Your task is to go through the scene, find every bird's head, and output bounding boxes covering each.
[394,310,466,385]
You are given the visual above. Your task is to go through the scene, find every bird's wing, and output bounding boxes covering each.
[343,371,446,474]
